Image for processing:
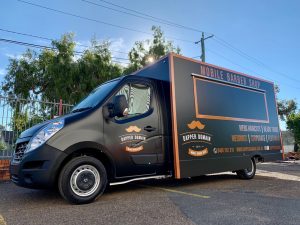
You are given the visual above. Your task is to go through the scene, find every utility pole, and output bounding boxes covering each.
[195,32,214,62]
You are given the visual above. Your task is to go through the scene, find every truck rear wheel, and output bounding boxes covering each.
[236,158,256,179]
[58,156,107,204]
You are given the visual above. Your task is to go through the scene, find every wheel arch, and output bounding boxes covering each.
[54,142,116,186]
[251,154,264,163]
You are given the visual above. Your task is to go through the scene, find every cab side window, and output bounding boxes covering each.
[115,83,151,119]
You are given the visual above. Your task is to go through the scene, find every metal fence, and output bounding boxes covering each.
[0,96,73,159]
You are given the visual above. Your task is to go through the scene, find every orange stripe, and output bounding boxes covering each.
[169,53,181,179]
[273,85,284,159]
[196,114,269,123]
[263,92,270,123]
[193,76,199,117]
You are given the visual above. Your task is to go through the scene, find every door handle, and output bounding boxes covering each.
[144,126,156,132]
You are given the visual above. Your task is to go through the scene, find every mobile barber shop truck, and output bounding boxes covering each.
[10,53,283,204]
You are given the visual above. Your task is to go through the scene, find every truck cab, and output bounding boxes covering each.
[10,75,172,204]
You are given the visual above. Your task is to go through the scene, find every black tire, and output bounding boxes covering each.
[236,158,256,179]
[58,156,107,204]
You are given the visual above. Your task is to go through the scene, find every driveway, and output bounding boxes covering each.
[0,161,299,225]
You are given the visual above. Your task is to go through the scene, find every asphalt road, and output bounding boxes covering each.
[0,161,299,225]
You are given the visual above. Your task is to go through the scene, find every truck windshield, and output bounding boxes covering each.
[72,79,120,112]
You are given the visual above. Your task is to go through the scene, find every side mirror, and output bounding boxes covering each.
[102,103,113,120]
[113,95,129,117]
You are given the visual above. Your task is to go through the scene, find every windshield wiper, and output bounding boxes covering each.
[72,107,93,113]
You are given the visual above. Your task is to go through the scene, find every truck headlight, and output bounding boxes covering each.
[25,119,64,153]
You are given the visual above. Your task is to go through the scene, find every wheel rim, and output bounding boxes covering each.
[70,165,100,197]
[245,160,254,176]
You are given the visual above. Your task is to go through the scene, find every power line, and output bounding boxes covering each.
[16,0,194,44]
[0,37,130,63]
[206,48,300,90]
[0,27,129,55]
[0,38,54,50]
[213,36,300,83]
[12,1,299,85]
[82,0,175,27]
[82,0,299,85]
[82,0,213,35]
[0,28,52,42]
[97,0,192,30]
[206,48,271,80]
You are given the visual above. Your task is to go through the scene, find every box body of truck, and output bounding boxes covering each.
[135,53,283,179]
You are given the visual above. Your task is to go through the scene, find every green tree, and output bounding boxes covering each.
[277,100,297,121]
[12,111,28,132]
[275,85,297,121]
[124,26,181,74]
[287,112,300,150]
[0,142,6,151]
[0,126,7,151]
[75,39,122,101]
[2,33,122,103]
[2,33,123,134]
[2,28,180,101]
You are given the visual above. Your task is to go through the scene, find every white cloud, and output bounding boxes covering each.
[0,47,8,52]
[5,53,22,60]
[74,38,129,66]
[109,38,130,67]
[72,55,81,62]
[75,38,128,55]
[75,40,90,53]
[0,68,6,76]
[110,38,125,53]
[36,39,52,46]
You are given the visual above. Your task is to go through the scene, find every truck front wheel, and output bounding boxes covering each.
[58,156,107,204]
[236,158,256,179]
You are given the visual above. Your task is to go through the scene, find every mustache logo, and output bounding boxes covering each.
[187,121,205,130]
[125,126,141,133]
[125,146,143,152]
[188,148,208,157]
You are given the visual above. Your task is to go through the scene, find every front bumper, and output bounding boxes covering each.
[10,143,68,189]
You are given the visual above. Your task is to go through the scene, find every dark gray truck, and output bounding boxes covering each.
[10,53,283,204]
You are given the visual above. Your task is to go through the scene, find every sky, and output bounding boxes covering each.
[1,0,300,127]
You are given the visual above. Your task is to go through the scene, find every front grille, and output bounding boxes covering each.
[13,142,29,162]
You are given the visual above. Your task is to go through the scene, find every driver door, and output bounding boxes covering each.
[103,79,163,178]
